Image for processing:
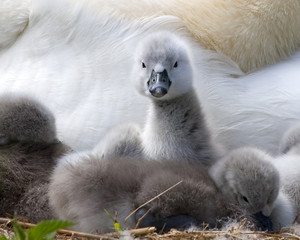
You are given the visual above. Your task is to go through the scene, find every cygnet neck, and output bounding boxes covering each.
[143,89,215,165]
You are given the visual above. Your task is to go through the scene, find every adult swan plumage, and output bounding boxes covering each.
[1,0,300,153]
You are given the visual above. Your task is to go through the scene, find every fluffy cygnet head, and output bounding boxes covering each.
[0,93,57,145]
[132,32,194,100]
[209,147,280,215]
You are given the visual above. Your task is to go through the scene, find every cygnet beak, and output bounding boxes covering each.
[147,69,172,98]
[262,204,272,217]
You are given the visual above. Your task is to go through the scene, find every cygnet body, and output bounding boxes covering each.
[49,152,143,233]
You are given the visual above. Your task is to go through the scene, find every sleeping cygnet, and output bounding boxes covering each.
[134,161,255,232]
[49,151,263,233]
[209,147,296,231]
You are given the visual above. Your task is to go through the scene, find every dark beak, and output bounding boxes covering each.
[147,69,172,98]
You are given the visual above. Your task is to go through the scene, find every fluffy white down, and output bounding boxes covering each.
[1,0,300,152]
[273,151,300,214]
[269,192,296,230]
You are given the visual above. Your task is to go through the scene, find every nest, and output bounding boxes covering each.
[1,217,300,240]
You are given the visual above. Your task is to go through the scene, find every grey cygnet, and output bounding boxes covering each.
[0,93,57,145]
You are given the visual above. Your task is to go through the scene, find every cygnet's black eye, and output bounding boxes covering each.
[242,196,249,203]
[142,62,146,68]
[173,61,178,68]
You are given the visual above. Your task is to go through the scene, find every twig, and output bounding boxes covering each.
[0,218,36,228]
[135,208,151,229]
[159,223,166,235]
[124,180,183,222]
[292,213,300,224]
[129,226,156,235]
[282,233,300,240]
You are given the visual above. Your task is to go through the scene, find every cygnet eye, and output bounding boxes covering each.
[142,62,146,68]
[173,61,178,68]
[242,196,249,203]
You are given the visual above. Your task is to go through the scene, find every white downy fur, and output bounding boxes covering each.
[273,125,300,215]
[279,124,300,154]
[0,0,300,153]
[270,192,297,230]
